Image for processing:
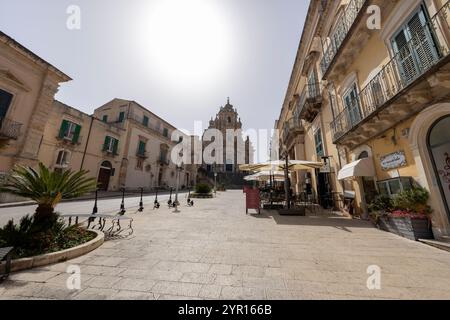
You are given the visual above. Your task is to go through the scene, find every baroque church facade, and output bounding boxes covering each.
[203,98,252,175]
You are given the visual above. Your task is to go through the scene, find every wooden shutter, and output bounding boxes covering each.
[103,136,111,151]
[72,124,81,143]
[407,9,438,72]
[59,120,69,139]
[139,141,145,154]
[113,139,119,155]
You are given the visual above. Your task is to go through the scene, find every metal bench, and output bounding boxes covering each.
[61,214,134,236]
[0,247,14,282]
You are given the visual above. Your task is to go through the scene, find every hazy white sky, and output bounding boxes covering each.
[0,0,307,134]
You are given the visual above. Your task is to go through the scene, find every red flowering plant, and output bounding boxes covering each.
[390,187,432,219]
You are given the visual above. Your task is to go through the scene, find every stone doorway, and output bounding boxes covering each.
[97,161,112,191]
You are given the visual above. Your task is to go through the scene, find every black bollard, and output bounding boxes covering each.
[138,187,144,212]
[187,188,194,207]
[167,188,173,207]
[92,188,98,214]
[120,187,126,215]
[154,189,160,209]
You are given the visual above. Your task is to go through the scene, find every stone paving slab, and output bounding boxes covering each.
[2,190,450,300]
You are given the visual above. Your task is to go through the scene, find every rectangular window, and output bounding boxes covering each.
[314,128,324,158]
[160,150,168,163]
[103,136,119,154]
[137,140,146,156]
[136,159,144,171]
[163,128,169,138]
[377,177,414,198]
[343,84,362,126]
[0,88,13,119]
[102,115,108,123]
[59,120,81,143]
[392,5,438,85]
[143,115,149,127]
[118,111,125,123]
[56,150,69,167]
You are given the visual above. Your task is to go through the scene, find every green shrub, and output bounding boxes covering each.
[195,183,212,194]
[392,187,432,214]
[368,195,393,213]
[0,214,95,259]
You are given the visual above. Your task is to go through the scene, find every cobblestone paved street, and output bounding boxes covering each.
[2,190,450,300]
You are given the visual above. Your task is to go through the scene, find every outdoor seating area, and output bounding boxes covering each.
[241,160,336,216]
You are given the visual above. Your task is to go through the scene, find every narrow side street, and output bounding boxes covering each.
[2,191,450,300]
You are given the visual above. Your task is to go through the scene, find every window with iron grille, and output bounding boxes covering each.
[343,84,362,127]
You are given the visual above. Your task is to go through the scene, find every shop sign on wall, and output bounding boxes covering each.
[380,151,407,171]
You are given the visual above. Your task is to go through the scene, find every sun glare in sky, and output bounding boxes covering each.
[136,0,233,91]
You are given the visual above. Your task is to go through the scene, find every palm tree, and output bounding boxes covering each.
[1,163,97,224]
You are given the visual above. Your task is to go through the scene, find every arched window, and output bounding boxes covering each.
[358,151,369,160]
[100,161,112,169]
[428,115,450,216]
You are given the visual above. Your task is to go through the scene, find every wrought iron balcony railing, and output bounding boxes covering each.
[320,0,367,76]
[296,82,323,122]
[331,0,450,142]
[282,117,304,145]
[0,117,22,140]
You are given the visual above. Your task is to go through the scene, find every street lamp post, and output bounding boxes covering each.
[282,151,291,210]
[174,163,183,212]
[214,172,217,196]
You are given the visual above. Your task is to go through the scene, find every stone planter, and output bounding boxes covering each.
[4,230,104,273]
[190,193,213,199]
[378,216,434,241]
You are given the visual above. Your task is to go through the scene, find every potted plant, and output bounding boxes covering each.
[191,183,213,198]
[369,187,434,241]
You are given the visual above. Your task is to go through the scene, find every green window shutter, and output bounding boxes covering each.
[72,124,81,143]
[113,139,119,155]
[103,136,111,151]
[59,120,69,138]
[102,115,108,123]
[143,116,149,127]
[138,141,145,154]
[119,112,125,122]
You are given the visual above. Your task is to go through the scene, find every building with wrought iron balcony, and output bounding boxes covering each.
[320,0,398,82]
[298,82,323,123]
[276,0,450,238]
[331,2,450,149]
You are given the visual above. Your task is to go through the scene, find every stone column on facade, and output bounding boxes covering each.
[17,73,60,166]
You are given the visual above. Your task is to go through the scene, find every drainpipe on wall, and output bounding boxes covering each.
[80,116,94,171]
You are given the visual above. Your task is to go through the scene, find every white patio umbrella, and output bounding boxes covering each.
[239,160,323,172]
[244,171,287,182]
[240,159,323,210]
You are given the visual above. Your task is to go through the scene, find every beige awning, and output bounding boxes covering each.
[338,158,375,181]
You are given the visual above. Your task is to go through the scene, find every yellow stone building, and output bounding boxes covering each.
[0,32,198,201]
[277,0,450,238]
